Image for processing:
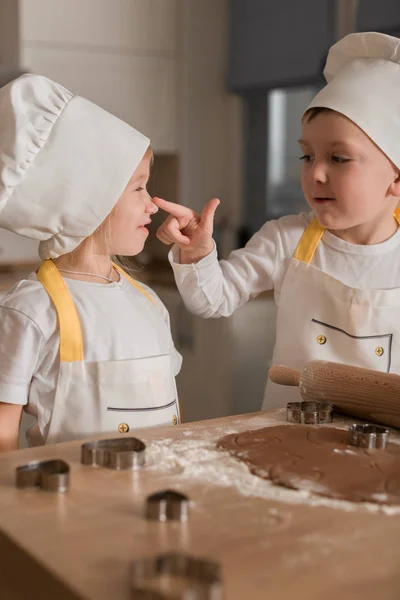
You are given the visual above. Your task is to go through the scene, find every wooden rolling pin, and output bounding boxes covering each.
[269,360,400,428]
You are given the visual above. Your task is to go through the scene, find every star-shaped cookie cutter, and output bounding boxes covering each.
[146,490,189,522]
[348,424,389,449]
[287,401,333,425]
[130,552,223,599]
[81,437,146,470]
[16,459,70,492]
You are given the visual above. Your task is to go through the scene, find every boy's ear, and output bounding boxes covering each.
[389,171,400,197]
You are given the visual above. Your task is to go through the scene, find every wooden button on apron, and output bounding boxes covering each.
[375,346,384,356]
[118,423,129,434]
[316,335,326,345]
[172,415,178,425]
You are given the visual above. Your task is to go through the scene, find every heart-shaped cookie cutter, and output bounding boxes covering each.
[348,424,389,449]
[16,459,70,492]
[287,401,333,425]
[81,437,146,470]
[130,552,222,599]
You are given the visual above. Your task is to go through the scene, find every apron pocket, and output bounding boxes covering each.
[107,399,177,412]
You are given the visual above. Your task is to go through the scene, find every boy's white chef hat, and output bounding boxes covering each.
[0,74,149,259]
[305,32,400,168]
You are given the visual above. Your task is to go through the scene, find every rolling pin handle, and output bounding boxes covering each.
[269,365,301,387]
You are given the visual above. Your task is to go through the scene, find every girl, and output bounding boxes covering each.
[0,74,182,450]
[155,31,400,410]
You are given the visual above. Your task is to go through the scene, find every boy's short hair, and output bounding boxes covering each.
[303,106,333,123]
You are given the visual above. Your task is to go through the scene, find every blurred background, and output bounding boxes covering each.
[1,0,400,441]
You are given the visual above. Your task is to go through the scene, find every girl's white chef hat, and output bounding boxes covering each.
[0,74,149,259]
[305,32,400,168]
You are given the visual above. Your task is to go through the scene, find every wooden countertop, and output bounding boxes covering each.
[0,410,399,599]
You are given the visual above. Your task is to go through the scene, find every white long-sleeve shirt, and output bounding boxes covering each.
[169,212,400,316]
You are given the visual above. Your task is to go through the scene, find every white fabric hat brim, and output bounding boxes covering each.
[304,32,400,168]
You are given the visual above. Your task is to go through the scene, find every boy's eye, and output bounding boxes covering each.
[299,154,312,162]
[332,156,350,163]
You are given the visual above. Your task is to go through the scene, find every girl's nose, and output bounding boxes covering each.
[147,196,159,214]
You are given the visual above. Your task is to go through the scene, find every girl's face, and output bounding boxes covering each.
[300,111,400,236]
[108,153,158,255]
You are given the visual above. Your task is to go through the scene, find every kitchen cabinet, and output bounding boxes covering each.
[19,47,177,153]
[229,294,276,415]
[19,0,178,53]
[357,0,400,33]
[154,285,276,424]
[228,0,400,93]
[19,0,178,152]
[228,0,333,91]
[152,284,234,425]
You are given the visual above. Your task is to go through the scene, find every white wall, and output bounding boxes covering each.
[19,0,179,153]
[177,0,243,255]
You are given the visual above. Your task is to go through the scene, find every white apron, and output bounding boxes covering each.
[36,260,181,444]
[263,209,400,409]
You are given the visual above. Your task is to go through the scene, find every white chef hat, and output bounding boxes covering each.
[0,74,150,259]
[305,32,400,168]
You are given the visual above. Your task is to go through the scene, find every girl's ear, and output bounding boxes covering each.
[389,171,400,197]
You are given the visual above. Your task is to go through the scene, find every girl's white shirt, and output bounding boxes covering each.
[0,273,182,445]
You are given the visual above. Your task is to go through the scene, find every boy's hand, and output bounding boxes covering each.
[153,197,220,263]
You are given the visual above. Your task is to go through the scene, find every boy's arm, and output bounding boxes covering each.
[154,197,280,318]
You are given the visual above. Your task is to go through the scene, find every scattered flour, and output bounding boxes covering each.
[145,414,400,516]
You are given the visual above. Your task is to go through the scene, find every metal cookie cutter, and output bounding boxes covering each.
[81,437,146,470]
[130,552,223,599]
[287,401,333,425]
[146,490,189,522]
[16,459,70,492]
[348,424,389,449]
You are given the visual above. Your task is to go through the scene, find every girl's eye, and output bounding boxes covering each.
[332,156,350,163]
[135,186,144,191]
[299,155,312,162]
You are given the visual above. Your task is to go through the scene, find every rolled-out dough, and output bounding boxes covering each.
[217,425,400,505]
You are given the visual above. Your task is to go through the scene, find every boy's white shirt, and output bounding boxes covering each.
[169,211,400,314]
[0,274,182,446]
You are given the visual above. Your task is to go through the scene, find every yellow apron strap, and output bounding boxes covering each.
[112,263,156,307]
[295,210,400,264]
[37,260,84,363]
[293,218,325,264]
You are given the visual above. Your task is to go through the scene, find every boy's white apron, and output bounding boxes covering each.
[36,260,180,444]
[264,210,400,409]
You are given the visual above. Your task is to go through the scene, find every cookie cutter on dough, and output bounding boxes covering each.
[348,424,389,449]
[16,459,70,492]
[130,552,223,599]
[287,401,333,425]
[81,437,146,470]
[146,490,189,522]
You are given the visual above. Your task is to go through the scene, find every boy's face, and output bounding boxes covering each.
[299,111,399,232]
[108,153,158,256]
